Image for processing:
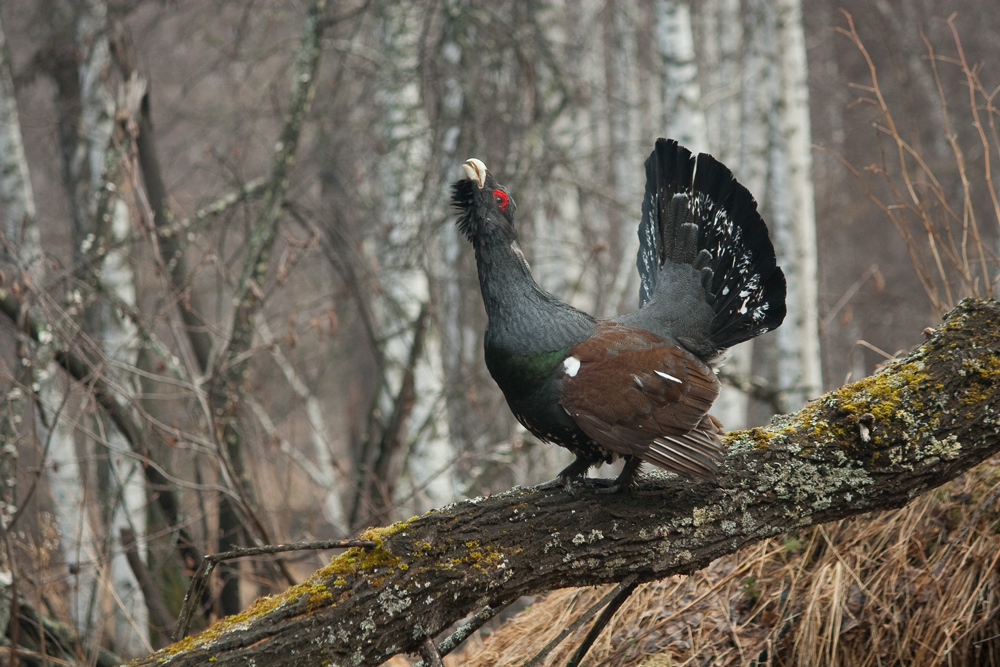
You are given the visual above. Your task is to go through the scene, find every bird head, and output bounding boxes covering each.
[451,158,517,243]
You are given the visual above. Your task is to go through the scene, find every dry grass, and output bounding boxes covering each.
[455,460,1000,666]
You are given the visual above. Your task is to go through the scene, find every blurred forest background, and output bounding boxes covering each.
[0,0,997,663]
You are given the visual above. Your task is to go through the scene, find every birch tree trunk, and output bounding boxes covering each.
[352,2,455,527]
[738,0,822,423]
[657,0,709,152]
[659,0,759,431]
[47,0,102,643]
[42,0,151,651]
[412,3,466,508]
[600,3,642,319]
[96,194,148,656]
[697,0,743,167]
[531,0,595,311]
[0,6,38,640]
[515,0,601,484]
[430,2,498,492]
[80,3,149,653]
[768,0,821,408]
[692,0,749,433]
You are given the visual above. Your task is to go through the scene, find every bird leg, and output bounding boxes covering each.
[593,456,643,495]
[533,456,614,494]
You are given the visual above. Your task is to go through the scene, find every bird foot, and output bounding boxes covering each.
[593,476,644,494]
[580,477,619,488]
[590,457,642,494]
[592,482,629,495]
[533,475,579,495]
[532,476,569,492]
[533,476,618,495]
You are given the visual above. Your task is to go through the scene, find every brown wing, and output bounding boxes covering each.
[559,320,724,479]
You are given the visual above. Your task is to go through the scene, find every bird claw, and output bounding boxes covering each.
[533,476,618,495]
[581,477,619,488]
[533,476,576,495]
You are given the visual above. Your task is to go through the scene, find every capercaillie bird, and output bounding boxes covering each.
[451,139,786,492]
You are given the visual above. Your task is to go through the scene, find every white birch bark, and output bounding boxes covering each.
[0,21,39,277]
[256,320,346,529]
[50,0,149,652]
[697,0,755,429]
[658,0,758,430]
[46,5,103,644]
[739,0,821,415]
[739,1,788,425]
[534,0,597,314]
[737,0,774,259]
[603,3,643,318]
[769,0,822,407]
[696,0,743,167]
[657,0,710,153]
[0,11,36,634]
[101,199,149,655]
[82,3,148,649]
[426,18,464,499]
[515,0,601,482]
[432,5,499,489]
[373,4,454,513]
[46,406,102,636]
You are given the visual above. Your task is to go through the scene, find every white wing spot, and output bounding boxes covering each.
[655,370,682,383]
[563,356,581,377]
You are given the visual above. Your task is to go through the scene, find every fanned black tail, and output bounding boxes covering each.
[633,138,786,356]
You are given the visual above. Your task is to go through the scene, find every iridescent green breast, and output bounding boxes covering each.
[484,344,568,396]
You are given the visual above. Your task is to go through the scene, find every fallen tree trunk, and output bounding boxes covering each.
[135,299,1000,667]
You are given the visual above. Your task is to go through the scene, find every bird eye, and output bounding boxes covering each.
[493,189,509,213]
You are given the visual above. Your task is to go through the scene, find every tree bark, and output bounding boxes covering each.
[657,0,709,151]
[740,0,823,422]
[768,0,823,409]
[133,298,1000,667]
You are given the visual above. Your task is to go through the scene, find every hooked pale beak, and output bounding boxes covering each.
[462,158,487,189]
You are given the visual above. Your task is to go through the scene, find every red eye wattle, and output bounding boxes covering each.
[493,189,509,213]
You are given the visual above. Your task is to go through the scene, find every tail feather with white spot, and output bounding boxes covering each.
[630,139,786,358]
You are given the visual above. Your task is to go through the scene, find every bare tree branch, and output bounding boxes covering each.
[121,528,174,643]
[352,303,429,528]
[135,90,214,373]
[206,0,330,614]
[132,299,1000,666]
[0,285,205,571]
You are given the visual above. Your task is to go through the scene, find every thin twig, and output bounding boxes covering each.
[411,596,520,667]
[835,10,1000,315]
[419,637,445,667]
[121,528,175,640]
[565,576,639,667]
[716,369,785,414]
[525,576,638,667]
[172,539,375,642]
[820,264,882,331]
